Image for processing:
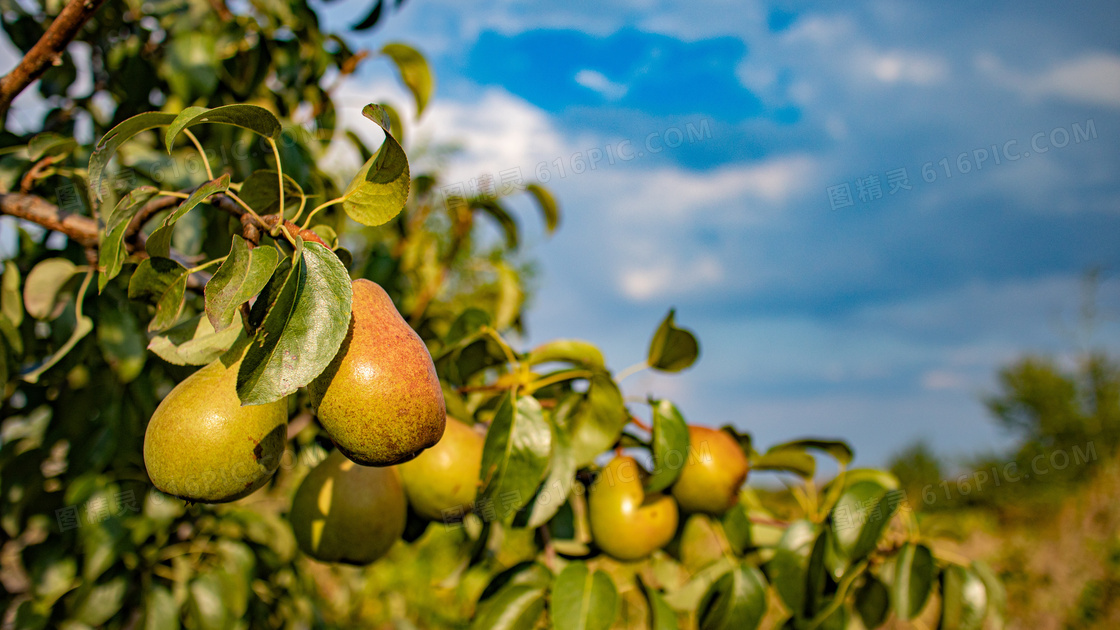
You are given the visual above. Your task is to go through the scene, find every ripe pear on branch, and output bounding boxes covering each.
[671,425,750,515]
[309,279,446,466]
[589,456,679,561]
[399,416,485,521]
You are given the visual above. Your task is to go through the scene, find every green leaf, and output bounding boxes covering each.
[380,102,406,146]
[205,235,280,331]
[767,439,853,467]
[237,240,352,405]
[381,42,434,117]
[940,565,988,630]
[564,372,628,467]
[143,585,180,630]
[472,198,519,249]
[188,573,230,630]
[752,446,816,478]
[477,393,552,522]
[28,132,78,161]
[526,339,605,371]
[721,505,752,555]
[72,577,128,626]
[24,258,80,320]
[89,112,177,201]
[830,480,899,561]
[697,564,769,630]
[470,584,546,630]
[524,417,575,528]
[638,576,680,630]
[647,309,699,372]
[646,399,690,493]
[97,186,160,290]
[479,562,553,603]
[766,519,818,616]
[2,261,22,327]
[525,183,560,233]
[444,307,491,349]
[146,174,230,258]
[96,300,147,383]
[237,169,303,217]
[971,560,1005,630]
[128,258,188,332]
[308,225,338,249]
[149,314,243,366]
[891,543,935,620]
[0,313,20,356]
[341,104,409,227]
[854,575,890,629]
[164,104,282,152]
[552,563,619,630]
[23,315,92,383]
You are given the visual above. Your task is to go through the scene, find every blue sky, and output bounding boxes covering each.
[6,1,1120,468]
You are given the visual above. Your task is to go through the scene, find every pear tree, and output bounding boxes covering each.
[0,1,1004,628]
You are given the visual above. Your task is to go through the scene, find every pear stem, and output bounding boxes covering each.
[615,361,648,382]
[182,129,214,181]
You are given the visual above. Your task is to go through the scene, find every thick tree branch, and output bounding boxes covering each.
[0,192,99,246]
[0,0,109,121]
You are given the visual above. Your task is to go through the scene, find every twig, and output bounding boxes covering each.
[19,154,64,193]
[0,0,110,121]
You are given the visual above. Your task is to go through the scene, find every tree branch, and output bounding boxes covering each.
[0,0,110,121]
[0,192,99,246]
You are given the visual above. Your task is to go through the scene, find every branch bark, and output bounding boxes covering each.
[0,192,99,246]
[0,0,110,121]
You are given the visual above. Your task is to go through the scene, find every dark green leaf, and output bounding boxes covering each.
[721,505,752,555]
[128,258,188,332]
[205,236,280,331]
[164,104,282,151]
[752,446,816,478]
[444,307,491,349]
[146,174,230,258]
[24,258,80,320]
[22,315,93,383]
[564,372,628,467]
[342,104,409,227]
[89,112,176,201]
[470,584,546,630]
[551,562,619,630]
[237,240,352,405]
[697,564,768,630]
[97,186,159,290]
[143,585,180,630]
[891,543,935,619]
[525,183,559,233]
[646,399,690,493]
[647,309,699,372]
[352,0,384,31]
[854,576,890,629]
[478,562,552,603]
[766,519,818,616]
[472,198,519,250]
[149,314,243,366]
[28,132,77,161]
[638,576,680,630]
[237,169,303,217]
[0,313,20,356]
[830,480,898,561]
[380,102,406,146]
[72,577,128,626]
[477,393,552,522]
[526,339,605,371]
[96,300,147,383]
[940,565,988,630]
[2,261,22,327]
[767,439,853,467]
[381,43,433,117]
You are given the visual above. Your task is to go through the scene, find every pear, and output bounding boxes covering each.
[671,426,749,515]
[589,456,679,561]
[309,279,446,466]
[399,417,485,521]
[143,356,287,503]
[289,450,407,565]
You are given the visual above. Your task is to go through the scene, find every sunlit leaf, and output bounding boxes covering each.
[149,314,243,366]
[477,393,552,522]
[205,235,280,331]
[524,418,575,528]
[525,183,559,233]
[164,104,281,151]
[552,562,619,630]
[89,112,176,201]
[340,104,409,227]
[28,131,77,161]
[381,42,433,116]
[527,339,605,371]
[97,186,160,290]
[830,480,899,561]
[564,372,628,467]
[638,576,680,630]
[696,564,768,630]
[24,258,80,320]
[646,399,690,493]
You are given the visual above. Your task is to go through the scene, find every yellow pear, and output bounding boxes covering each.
[309,279,446,466]
[143,357,287,503]
[671,426,749,515]
[398,417,485,521]
[589,456,679,561]
[289,450,407,565]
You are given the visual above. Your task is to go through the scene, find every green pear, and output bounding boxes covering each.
[309,279,446,466]
[589,456,679,561]
[671,426,749,515]
[399,417,485,521]
[143,356,287,503]
[289,450,407,565]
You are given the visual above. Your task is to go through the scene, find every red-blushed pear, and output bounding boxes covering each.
[309,279,446,466]
[143,356,287,503]
[288,450,407,565]
[398,417,485,521]
[589,456,679,561]
[671,426,749,515]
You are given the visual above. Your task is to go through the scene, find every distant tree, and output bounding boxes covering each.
[888,440,943,508]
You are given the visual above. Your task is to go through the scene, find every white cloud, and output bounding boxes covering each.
[574,69,628,100]
[977,52,1120,108]
[619,254,723,301]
